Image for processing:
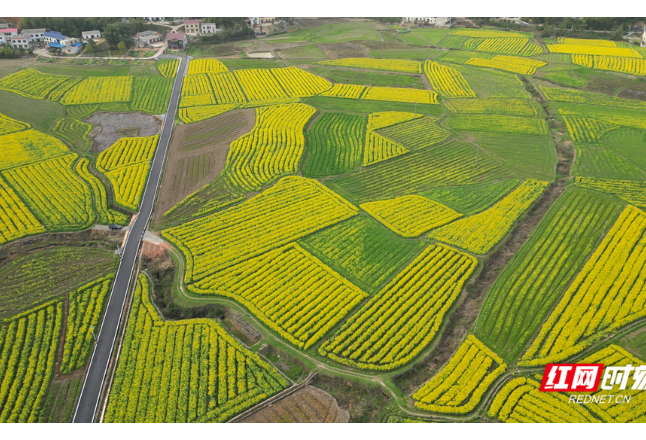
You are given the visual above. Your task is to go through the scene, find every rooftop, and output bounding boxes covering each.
[0,28,18,34]
[166,32,185,40]
[44,31,66,39]
[82,30,101,34]
[47,42,65,48]
[21,28,47,33]
[136,30,160,37]
[184,19,200,24]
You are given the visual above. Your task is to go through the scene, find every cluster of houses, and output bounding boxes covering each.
[0,23,102,53]
[402,17,452,26]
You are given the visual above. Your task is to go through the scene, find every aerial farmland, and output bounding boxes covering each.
[1,16,646,425]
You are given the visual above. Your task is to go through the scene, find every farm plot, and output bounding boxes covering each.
[0,69,75,100]
[465,55,546,75]
[319,84,366,99]
[234,69,287,101]
[423,61,476,98]
[539,85,646,110]
[208,72,246,104]
[96,135,159,211]
[475,188,625,362]
[53,117,92,152]
[2,154,94,232]
[565,345,646,422]
[520,205,646,366]
[157,59,179,78]
[319,244,477,371]
[0,300,63,422]
[363,112,421,166]
[421,179,520,215]
[326,139,515,205]
[465,132,558,178]
[0,246,117,320]
[572,55,646,76]
[223,103,315,191]
[575,177,646,209]
[446,114,549,135]
[574,146,646,181]
[0,129,69,171]
[302,112,366,178]
[0,176,45,245]
[153,109,256,227]
[474,38,542,56]
[193,243,368,349]
[316,58,422,73]
[444,98,541,117]
[376,117,450,150]
[362,86,438,105]
[452,64,530,99]
[162,177,358,285]
[0,112,30,135]
[488,377,598,423]
[270,67,332,98]
[130,77,174,114]
[104,275,289,423]
[75,158,129,225]
[429,180,548,255]
[450,29,531,39]
[60,76,133,105]
[188,58,229,75]
[361,195,462,237]
[60,275,113,374]
[561,115,618,144]
[413,335,506,414]
[548,44,642,58]
[179,104,240,124]
[299,214,426,293]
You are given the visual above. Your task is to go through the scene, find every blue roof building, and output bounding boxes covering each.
[47,42,64,48]
[43,31,67,43]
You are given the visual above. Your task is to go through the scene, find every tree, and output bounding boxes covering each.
[104,22,132,49]
[117,41,126,51]
[0,45,16,59]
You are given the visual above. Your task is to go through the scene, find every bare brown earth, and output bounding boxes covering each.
[85,112,162,152]
[617,88,646,101]
[236,385,349,423]
[152,108,256,225]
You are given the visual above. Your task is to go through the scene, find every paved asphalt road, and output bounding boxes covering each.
[72,55,188,423]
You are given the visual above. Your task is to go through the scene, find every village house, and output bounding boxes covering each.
[43,30,66,44]
[0,28,19,47]
[21,28,47,42]
[246,17,276,26]
[200,22,219,34]
[166,32,187,50]
[183,19,201,36]
[9,35,33,49]
[403,17,452,26]
[134,30,162,47]
[143,17,165,22]
[82,30,102,41]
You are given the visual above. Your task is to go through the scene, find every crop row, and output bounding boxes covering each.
[131,77,174,114]
[446,114,549,135]
[377,117,450,151]
[75,158,129,225]
[0,175,45,245]
[557,37,617,47]
[319,244,477,370]
[539,85,646,110]
[465,54,546,75]
[562,115,617,143]
[413,335,506,414]
[162,176,358,285]
[475,38,541,56]
[157,59,179,78]
[53,117,92,152]
[361,195,462,237]
[0,69,76,100]
[0,301,62,422]
[60,76,133,105]
[187,59,228,75]
[429,180,547,254]
[0,113,30,136]
[444,98,541,117]
[362,111,421,166]
[104,274,288,423]
[521,205,646,366]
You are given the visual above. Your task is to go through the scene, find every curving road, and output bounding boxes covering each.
[72,55,188,423]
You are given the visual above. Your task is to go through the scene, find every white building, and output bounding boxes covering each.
[43,31,67,44]
[0,28,19,47]
[246,17,276,26]
[21,28,47,41]
[9,35,34,49]
[143,17,165,22]
[642,30,646,47]
[134,30,162,47]
[200,22,219,34]
[82,30,102,40]
[403,17,451,26]
[184,19,201,35]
